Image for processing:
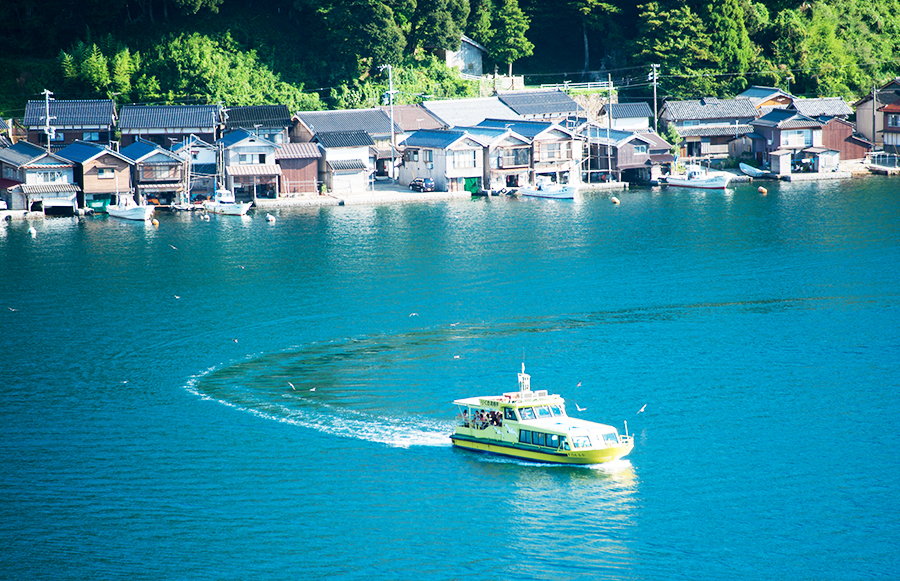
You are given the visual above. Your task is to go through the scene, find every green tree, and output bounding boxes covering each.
[467,0,495,47]
[410,0,470,53]
[569,0,619,75]
[706,0,752,93]
[490,0,534,76]
[634,2,720,98]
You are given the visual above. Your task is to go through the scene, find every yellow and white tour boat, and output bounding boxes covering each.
[451,364,634,464]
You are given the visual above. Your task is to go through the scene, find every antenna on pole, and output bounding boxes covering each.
[41,89,56,152]
[652,64,659,133]
[379,64,397,184]
[607,74,612,182]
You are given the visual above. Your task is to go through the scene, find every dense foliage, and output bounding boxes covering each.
[2,0,900,117]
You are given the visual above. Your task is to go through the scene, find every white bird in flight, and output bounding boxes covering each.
[174,295,181,299]
[169,244,178,250]
[309,387,316,392]
[638,404,646,414]
[288,382,295,390]
[575,403,586,412]
[409,312,418,317]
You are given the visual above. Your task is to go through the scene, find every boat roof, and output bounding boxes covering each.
[453,389,564,408]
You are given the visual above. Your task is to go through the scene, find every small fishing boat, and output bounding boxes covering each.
[450,364,634,464]
[665,166,732,190]
[203,189,252,216]
[107,197,155,221]
[739,163,767,178]
[517,181,577,199]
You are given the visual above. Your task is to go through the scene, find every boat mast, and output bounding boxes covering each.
[518,362,531,392]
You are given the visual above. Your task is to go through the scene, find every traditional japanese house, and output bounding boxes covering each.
[119,105,221,147]
[56,140,134,212]
[22,99,116,150]
[0,140,80,214]
[120,138,188,206]
[275,143,321,195]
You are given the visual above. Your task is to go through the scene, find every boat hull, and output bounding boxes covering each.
[666,176,731,189]
[739,163,766,178]
[451,434,633,465]
[518,187,576,199]
[203,201,252,216]
[108,205,155,221]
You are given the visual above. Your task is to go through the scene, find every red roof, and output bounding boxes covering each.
[0,178,24,190]
[878,101,900,113]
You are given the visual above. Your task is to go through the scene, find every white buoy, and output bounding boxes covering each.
[266,213,276,223]
[758,186,767,195]
[151,218,159,227]
[611,196,620,205]
[28,226,37,236]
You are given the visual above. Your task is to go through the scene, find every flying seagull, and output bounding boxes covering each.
[310,387,316,392]
[409,312,418,317]
[174,295,181,299]
[232,338,238,343]
[638,404,646,414]
[288,382,295,390]
[169,244,178,250]
[576,381,581,387]
[575,403,586,412]
[8,307,17,312]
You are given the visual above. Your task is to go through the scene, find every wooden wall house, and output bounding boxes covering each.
[57,141,134,212]
[478,119,582,186]
[660,97,759,158]
[120,138,188,206]
[853,77,900,148]
[275,143,321,195]
[23,99,116,150]
[821,118,872,161]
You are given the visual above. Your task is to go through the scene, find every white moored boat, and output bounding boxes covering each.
[666,166,732,190]
[517,181,577,199]
[107,197,155,221]
[203,189,252,216]
[739,163,767,178]
[450,364,634,465]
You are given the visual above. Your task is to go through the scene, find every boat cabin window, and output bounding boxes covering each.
[547,434,560,448]
[519,429,562,449]
[572,435,592,449]
[550,404,564,416]
[531,432,545,446]
[519,429,530,444]
[519,407,536,420]
[504,408,517,421]
[603,433,619,445]
[535,405,552,418]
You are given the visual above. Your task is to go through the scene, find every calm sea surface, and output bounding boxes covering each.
[2,177,898,580]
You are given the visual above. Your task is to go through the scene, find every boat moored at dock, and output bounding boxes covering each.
[450,364,633,464]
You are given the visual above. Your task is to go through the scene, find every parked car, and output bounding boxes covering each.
[409,177,435,192]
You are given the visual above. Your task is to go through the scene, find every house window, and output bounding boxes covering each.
[424,150,433,163]
[239,154,264,164]
[634,144,648,154]
[408,150,419,162]
[889,115,900,128]
[36,171,63,183]
[500,148,530,167]
[83,131,100,141]
[97,168,114,179]
[453,150,476,169]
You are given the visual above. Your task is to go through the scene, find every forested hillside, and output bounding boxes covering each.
[2,0,899,118]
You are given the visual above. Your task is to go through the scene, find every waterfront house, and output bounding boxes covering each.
[440,35,488,77]
[580,125,673,183]
[878,101,900,155]
[820,118,872,161]
[217,129,282,201]
[659,97,758,158]
[312,130,375,194]
[22,99,116,151]
[0,140,80,214]
[274,142,321,195]
[497,90,581,122]
[749,109,828,174]
[452,125,532,190]
[292,108,400,178]
[120,138,188,206]
[399,129,488,193]
[477,118,583,186]
[171,135,219,199]
[600,102,654,131]
[224,105,292,145]
[853,77,900,148]
[56,140,133,211]
[737,85,795,114]
[423,97,520,128]
[119,105,222,147]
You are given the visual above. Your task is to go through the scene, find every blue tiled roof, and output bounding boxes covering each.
[402,130,468,149]
[751,109,823,129]
[477,118,555,139]
[120,139,159,162]
[23,99,116,127]
[216,129,279,148]
[119,105,220,130]
[57,141,131,164]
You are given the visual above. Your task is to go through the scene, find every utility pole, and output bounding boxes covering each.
[380,64,397,183]
[607,74,613,181]
[652,64,660,133]
[42,89,56,153]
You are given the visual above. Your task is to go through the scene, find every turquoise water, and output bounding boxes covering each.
[2,178,898,580]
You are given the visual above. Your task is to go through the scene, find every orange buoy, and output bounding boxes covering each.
[151,218,159,227]
[758,186,767,195]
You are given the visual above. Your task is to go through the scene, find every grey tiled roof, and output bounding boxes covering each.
[423,97,520,128]
[314,131,375,148]
[23,99,116,127]
[663,97,758,121]
[224,105,291,130]
[0,141,47,166]
[295,108,399,136]
[497,90,580,116]
[751,109,823,129]
[676,125,756,137]
[328,159,368,171]
[791,97,852,118]
[275,143,321,159]
[602,102,653,119]
[119,105,220,130]
[378,105,444,131]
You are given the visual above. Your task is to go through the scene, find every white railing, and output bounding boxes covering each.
[540,81,612,91]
